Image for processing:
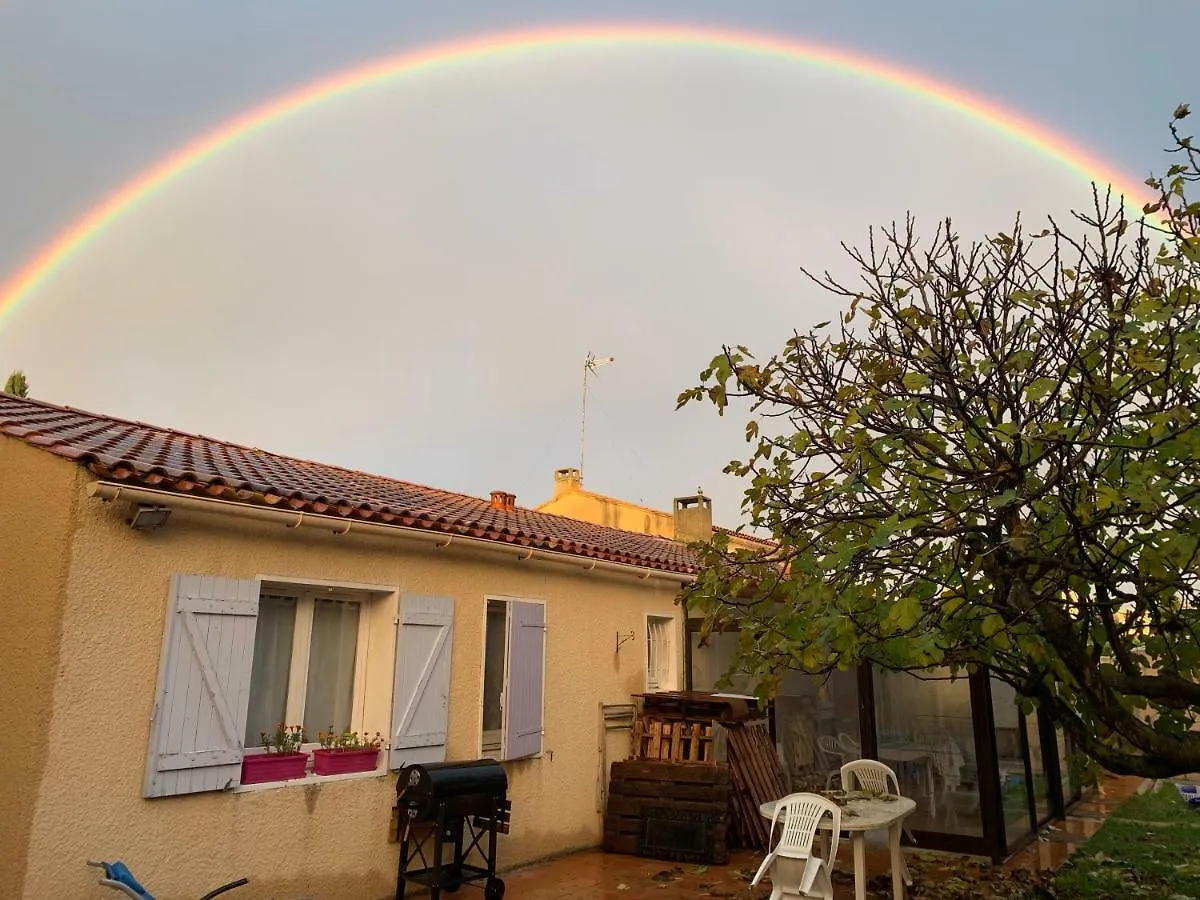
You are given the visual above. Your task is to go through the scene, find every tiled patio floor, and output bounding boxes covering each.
[500,773,1145,899]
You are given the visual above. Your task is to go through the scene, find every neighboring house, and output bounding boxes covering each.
[0,395,700,899]
[536,466,776,555]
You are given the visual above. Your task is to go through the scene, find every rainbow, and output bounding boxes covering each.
[0,22,1155,325]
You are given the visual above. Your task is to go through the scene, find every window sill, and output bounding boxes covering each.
[233,767,388,793]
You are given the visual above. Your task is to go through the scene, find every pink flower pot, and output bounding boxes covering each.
[241,752,308,785]
[312,747,381,776]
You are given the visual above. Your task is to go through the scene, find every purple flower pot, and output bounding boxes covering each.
[312,748,381,776]
[240,752,308,785]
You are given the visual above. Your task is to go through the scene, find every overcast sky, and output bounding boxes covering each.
[0,1,1195,526]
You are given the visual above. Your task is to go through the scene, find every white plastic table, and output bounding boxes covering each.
[760,793,916,900]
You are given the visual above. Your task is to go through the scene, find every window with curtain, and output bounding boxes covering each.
[243,589,363,747]
[245,594,297,746]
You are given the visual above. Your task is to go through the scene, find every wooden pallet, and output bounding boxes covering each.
[631,716,716,763]
[725,719,789,850]
[603,760,730,864]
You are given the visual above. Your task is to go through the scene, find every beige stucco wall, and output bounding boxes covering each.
[19,464,686,900]
[538,490,677,539]
[0,440,80,895]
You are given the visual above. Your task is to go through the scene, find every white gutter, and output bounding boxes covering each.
[87,481,695,586]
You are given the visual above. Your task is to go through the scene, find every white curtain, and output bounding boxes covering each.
[303,598,360,737]
[244,594,297,746]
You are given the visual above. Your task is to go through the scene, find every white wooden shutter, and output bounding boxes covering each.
[390,594,454,770]
[503,600,545,760]
[144,575,261,798]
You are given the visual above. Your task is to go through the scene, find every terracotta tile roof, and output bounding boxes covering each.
[715,525,778,548]
[0,393,701,575]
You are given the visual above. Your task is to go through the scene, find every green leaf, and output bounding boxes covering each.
[1024,377,1059,403]
[981,614,1006,638]
[902,372,930,391]
[889,595,923,631]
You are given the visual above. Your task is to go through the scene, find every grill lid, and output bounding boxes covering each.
[397,759,508,806]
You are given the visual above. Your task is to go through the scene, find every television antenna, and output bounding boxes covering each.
[580,352,615,482]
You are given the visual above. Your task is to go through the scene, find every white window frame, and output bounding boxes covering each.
[645,613,680,693]
[479,594,547,759]
[243,579,381,755]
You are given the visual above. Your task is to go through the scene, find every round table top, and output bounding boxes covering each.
[759,793,917,832]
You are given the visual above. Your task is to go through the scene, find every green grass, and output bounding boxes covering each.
[1048,783,1200,899]
[1107,783,1200,826]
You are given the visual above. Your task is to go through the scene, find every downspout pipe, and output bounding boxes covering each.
[87,481,696,587]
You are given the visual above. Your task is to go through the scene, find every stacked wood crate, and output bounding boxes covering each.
[602,691,790,858]
[603,760,731,864]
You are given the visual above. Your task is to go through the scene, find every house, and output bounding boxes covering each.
[540,473,1086,862]
[0,394,702,899]
[536,466,777,555]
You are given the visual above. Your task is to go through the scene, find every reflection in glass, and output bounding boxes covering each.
[1026,710,1054,822]
[1056,726,1078,803]
[688,629,757,696]
[991,678,1034,847]
[774,669,861,792]
[875,667,983,836]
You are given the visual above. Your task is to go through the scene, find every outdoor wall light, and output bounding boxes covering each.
[128,504,172,532]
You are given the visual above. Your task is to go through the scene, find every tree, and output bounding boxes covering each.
[3,370,29,397]
[677,106,1200,778]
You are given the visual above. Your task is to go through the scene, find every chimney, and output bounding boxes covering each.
[673,490,713,544]
[489,490,517,511]
[554,467,583,498]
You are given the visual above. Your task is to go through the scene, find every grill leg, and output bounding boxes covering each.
[447,817,464,892]
[484,797,506,900]
[395,821,410,900]
[430,805,446,900]
[487,821,498,877]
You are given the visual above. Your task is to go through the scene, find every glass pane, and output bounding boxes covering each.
[991,679,1034,848]
[482,601,507,735]
[303,597,359,738]
[1056,726,1077,802]
[775,669,860,792]
[687,628,756,695]
[245,594,297,746]
[874,667,983,836]
[1026,710,1053,822]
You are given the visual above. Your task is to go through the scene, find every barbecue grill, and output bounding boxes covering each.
[395,759,511,900]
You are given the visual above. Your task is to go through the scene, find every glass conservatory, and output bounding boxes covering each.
[686,621,1082,860]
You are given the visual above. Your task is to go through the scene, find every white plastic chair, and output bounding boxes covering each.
[751,793,841,900]
[840,759,900,795]
[836,731,861,759]
[840,760,915,882]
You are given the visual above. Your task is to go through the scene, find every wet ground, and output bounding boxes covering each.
[500,774,1145,899]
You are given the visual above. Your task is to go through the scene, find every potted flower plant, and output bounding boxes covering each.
[312,728,383,776]
[241,724,308,785]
